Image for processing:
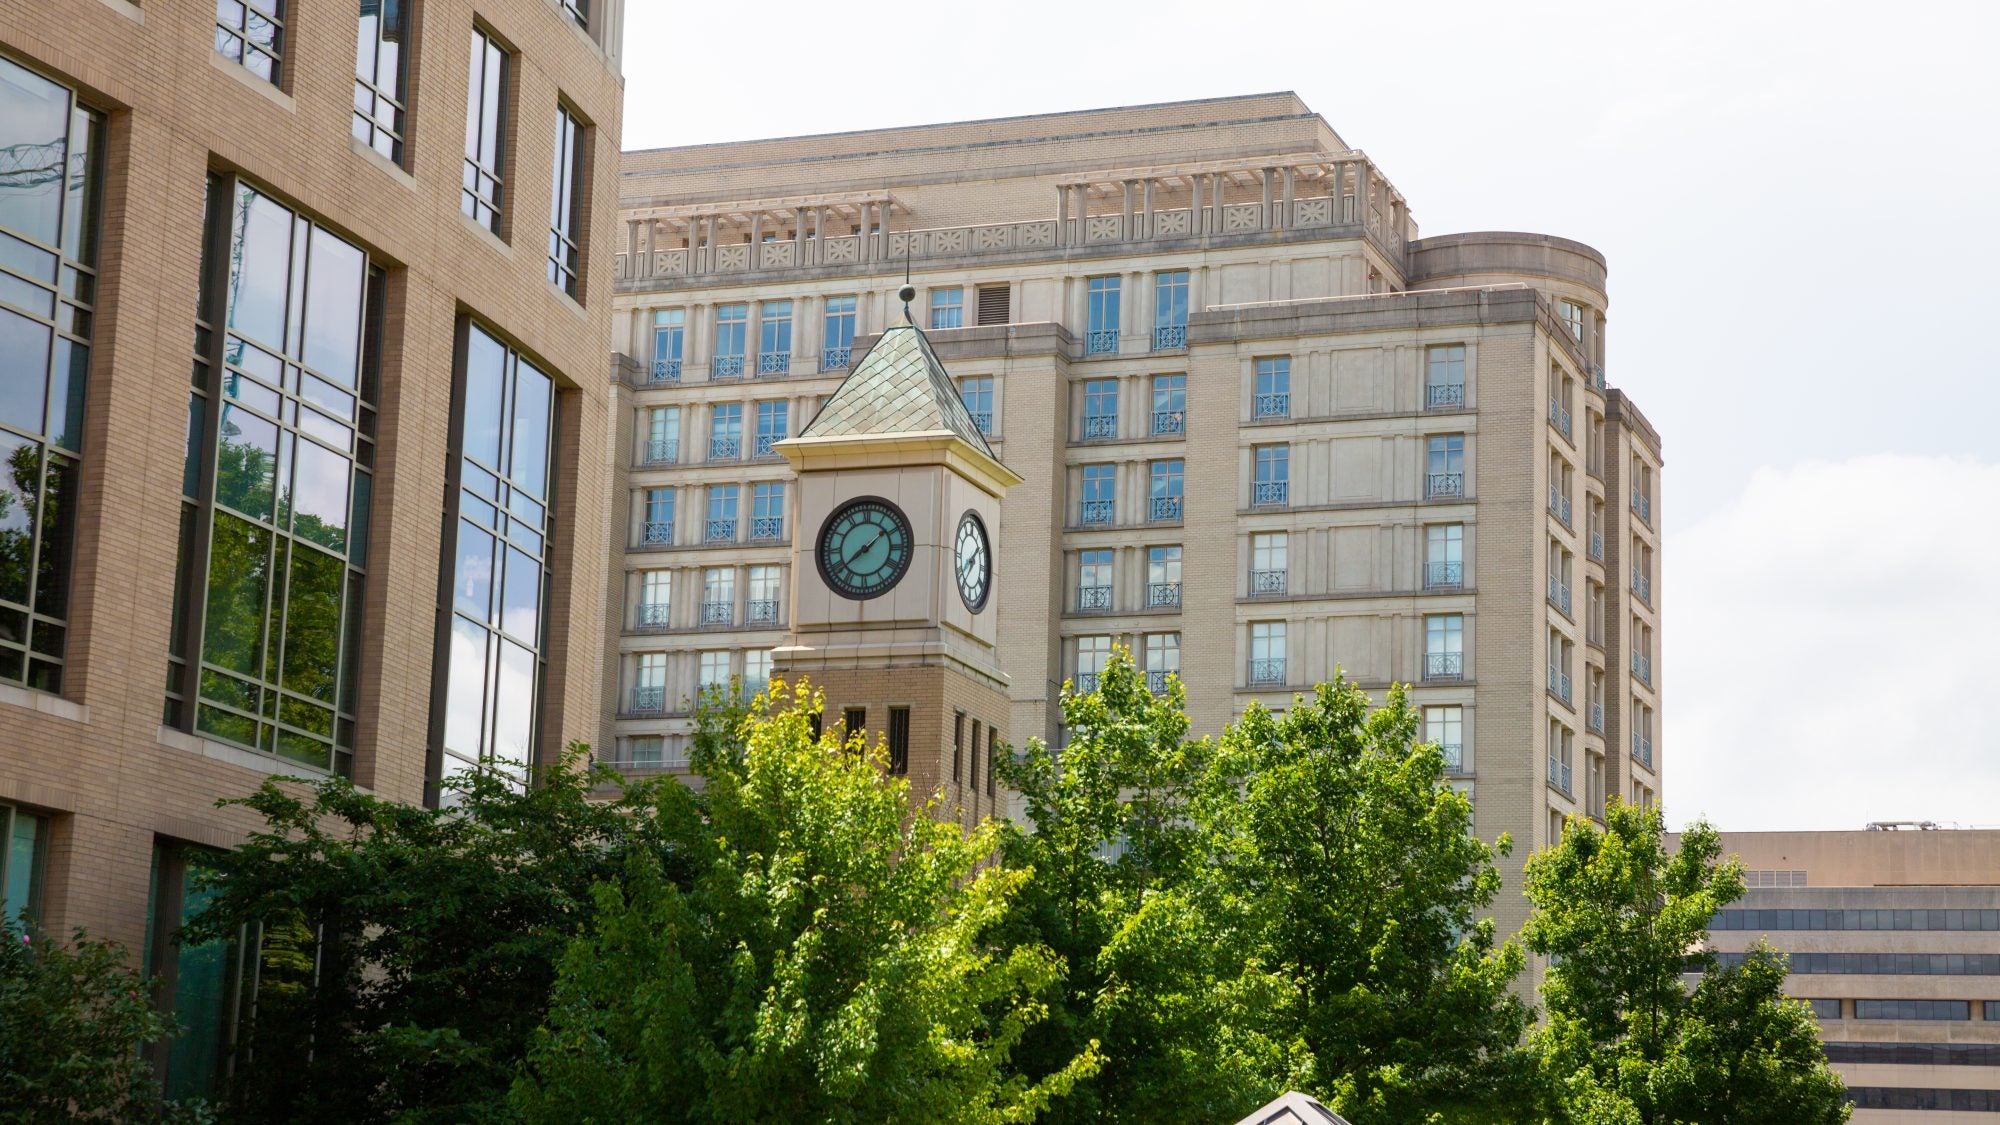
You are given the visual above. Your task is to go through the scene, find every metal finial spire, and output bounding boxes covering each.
[899,247,914,323]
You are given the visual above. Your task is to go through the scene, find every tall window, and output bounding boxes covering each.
[434,322,555,790]
[171,179,380,775]
[929,287,963,330]
[1559,300,1585,341]
[1253,357,1290,418]
[1424,705,1464,772]
[1082,379,1117,439]
[1151,374,1186,435]
[1074,635,1111,691]
[1149,459,1183,521]
[644,405,679,464]
[1080,464,1115,524]
[1426,524,1464,589]
[1253,445,1289,507]
[642,487,674,544]
[1153,270,1189,349]
[145,844,258,1100]
[1147,545,1181,608]
[547,104,585,297]
[744,648,771,692]
[1144,632,1180,691]
[1085,276,1120,354]
[0,802,48,923]
[758,300,791,374]
[1249,621,1286,685]
[1424,614,1465,681]
[1078,548,1113,610]
[353,0,409,161]
[751,482,784,541]
[1426,434,1465,498]
[461,27,508,233]
[1426,345,1465,409]
[712,303,747,377]
[560,0,588,28]
[822,296,856,369]
[0,63,99,694]
[709,402,742,460]
[702,567,734,627]
[217,0,286,84]
[698,650,730,690]
[632,652,665,711]
[747,564,780,625]
[958,376,993,434]
[651,308,684,382]
[638,570,670,628]
[705,485,738,543]
[1251,532,1288,596]
[887,706,911,774]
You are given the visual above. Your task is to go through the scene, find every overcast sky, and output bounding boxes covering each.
[623,1,2000,831]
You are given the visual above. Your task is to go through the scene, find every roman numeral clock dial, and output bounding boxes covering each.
[815,497,914,600]
[954,510,991,613]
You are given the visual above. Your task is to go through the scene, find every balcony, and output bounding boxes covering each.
[1153,324,1186,351]
[1146,669,1173,694]
[1547,755,1572,795]
[1077,584,1111,611]
[758,352,790,376]
[1631,653,1653,686]
[1073,672,1100,694]
[1426,472,1464,499]
[1425,561,1463,590]
[1589,529,1604,560]
[1586,362,1607,391]
[1080,500,1114,526]
[1146,582,1181,609]
[708,435,741,461]
[1631,731,1654,769]
[704,518,736,544]
[1248,658,1286,686]
[1548,667,1572,706]
[753,434,781,459]
[1252,480,1289,508]
[1426,383,1464,410]
[1631,488,1652,524]
[1549,399,1573,441]
[643,439,679,466]
[635,602,670,631]
[711,354,745,380]
[1085,330,1119,355]
[1549,487,1572,527]
[1632,571,1652,605]
[641,521,673,545]
[1588,702,1604,732]
[605,744,689,772]
[700,600,733,627]
[650,358,681,384]
[746,599,779,626]
[1424,651,1464,682]
[1149,495,1183,521]
[750,516,783,542]
[1082,415,1116,441]
[821,346,851,371]
[1250,568,1288,597]
[969,412,992,436]
[1253,392,1289,419]
[628,685,666,716]
[1548,577,1571,616]
[1152,410,1185,436]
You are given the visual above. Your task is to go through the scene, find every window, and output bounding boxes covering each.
[709,402,743,460]
[1080,464,1115,524]
[705,485,738,543]
[0,803,49,924]
[216,0,286,84]
[1424,614,1464,681]
[650,308,685,382]
[751,482,784,541]
[1147,546,1182,608]
[642,487,674,544]
[1254,357,1290,418]
[843,707,867,741]
[976,284,1010,326]
[754,400,788,458]
[1426,434,1465,498]
[743,648,771,692]
[547,104,585,297]
[637,570,670,629]
[1153,270,1189,349]
[461,27,508,233]
[145,844,247,1100]
[1144,632,1179,692]
[986,724,998,798]
[746,564,780,626]
[1078,548,1112,610]
[1426,524,1464,589]
[929,287,963,330]
[822,296,856,369]
[968,719,981,789]
[1853,1000,1970,1021]
[1074,635,1111,691]
[1559,300,1585,341]
[1151,374,1186,435]
[1149,459,1184,520]
[758,300,792,374]
[0,62,99,695]
[958,376,993,434]
[631,652,665,712]
[1251,532,1288,596]
[953,711,966,782]
[171,179,380,775]
[1249,621,1286,685]
[1082,379,1117,440]
[560,0,588,28]
[1806,999,1842,1020]
[887,706,911,774]
[1253,445,1289,507]
[1085,276,1120,354]
[1424,706,1464,772]
[1548,629,1574,704]
[712,304,747,377]
[698,650,729,690]
[1426,345,1465,409]
[353,0,409,161]
[643,406,680,464]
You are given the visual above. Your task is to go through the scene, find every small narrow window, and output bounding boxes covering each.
[986,725,998,798]
[953,711,966,782]
[969,720,983,789]
[462,28,509,233]
[887,706,911,775]
[843,707,867,743]
[547,103,586,297]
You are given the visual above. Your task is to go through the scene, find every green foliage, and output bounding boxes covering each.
[514,679,1099,1123]
[0,921,207,1124]
[1522,804,1849,1124]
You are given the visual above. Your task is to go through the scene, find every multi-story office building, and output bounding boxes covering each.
[602,93,1664,935]
[1703,828,2000,1122]
[0,0,624,1097]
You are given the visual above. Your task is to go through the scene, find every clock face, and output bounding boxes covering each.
[954,511,991,613]
[815,497,914,600]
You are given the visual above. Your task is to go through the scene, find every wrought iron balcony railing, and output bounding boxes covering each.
[628,685,666,715]
[1082,415,1116,440]
[1632,571,1652,604]
[641,521,673,545]
[1253,392,1290,419]
[710,354,744,379]
[1549,488,1572,527]
[1548,668,1572,706]
[1250,568,1288,597]
[635,602,671,630]
[1425,561,1463,590]
[1439,742,1464,772]
[1085,330,1119,355]
[1548,577,1571,616]
[1146,582,1181,609]
[821,346,851,370]
[709,435,741,460]
[968,411,992,435]
[700,600,733,627]
[1632,731,1654,768]
[1631,653,1653,686]
[1248,658,1286,686]
[746,599,779,625]
[750,516,783,541]
[1549,399,1573,440]
[1426,383,1464,410]
[1252,480,1289,508]
[1073,672,1100,694]
[643,439,679,465]
[650,358,681,384]
[1589,529,1604,559]
[1548,756,1572,794]
[1153,324,1186,350]
[1146,669,1173,694]
[1631,488,1652,523]
[1424,651,1464,682]
[1077,584,1111,611]
[1588,702,1604,732]
[757,352,790,376]
[753,434,781,459]
[1426,472,1463,499]
[1080,499,1114,526]
[1149,495,1183,521]
[704,518,736,544]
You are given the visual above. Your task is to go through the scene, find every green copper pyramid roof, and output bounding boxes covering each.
[798,323,997,459]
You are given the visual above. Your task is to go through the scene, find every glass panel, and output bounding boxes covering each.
[0,432,36,605]
[0,306,50,435]
[453,520,495,621]
[302,228,364,386]
[462,326,506,467]
[214,403,279,520]
[501,545,539,643]
[491,639,535,769]
[202,514,271,676]
[510,359,551,500]
[163,859,230,1101]
[290,437,348,551]
[279,544,342,703]
[31,453,73,620]
[0,60,71,245]
[227,187,292,350]
[443,617,488,758]
[3,810,41,922]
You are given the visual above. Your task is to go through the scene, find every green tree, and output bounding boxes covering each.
[1521,804,1849,1124]
[514,679,1099,1123]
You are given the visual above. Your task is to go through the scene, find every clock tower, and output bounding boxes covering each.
[771,291,1023,824]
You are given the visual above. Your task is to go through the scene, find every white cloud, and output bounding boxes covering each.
[1667,455,2000,832]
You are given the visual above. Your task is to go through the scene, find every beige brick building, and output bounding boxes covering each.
[0,0,624,1097]
[1703,829,2000,1122]
[602,93,1665,937]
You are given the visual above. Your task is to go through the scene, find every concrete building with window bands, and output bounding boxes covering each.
[1699,829,2000,1122]
[604,93,1665,937]
[0,0,624,1099]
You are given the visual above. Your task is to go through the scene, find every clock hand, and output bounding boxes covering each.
[848,527,883,558]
